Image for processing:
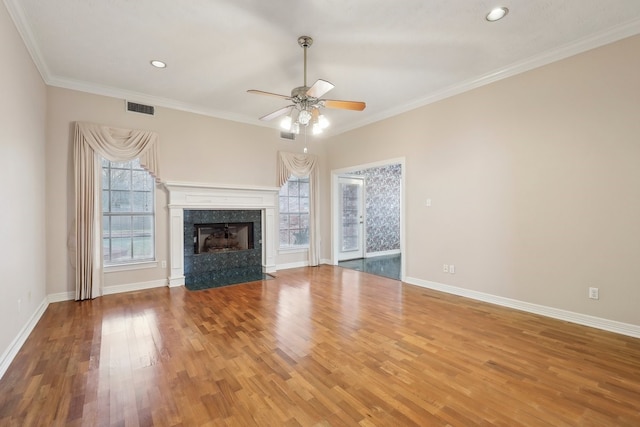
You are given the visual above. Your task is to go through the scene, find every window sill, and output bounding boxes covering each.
[104,261,158,273]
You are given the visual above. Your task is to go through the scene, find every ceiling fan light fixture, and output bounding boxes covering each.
[248,35,365,138]
[318,114,330,129]
[280,115,292,130]
[486,7,509,21]
[312,122,323,135]
[298,109,312,125]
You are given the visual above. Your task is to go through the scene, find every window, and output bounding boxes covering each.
[102,158,155,265]
[279,176,310,249]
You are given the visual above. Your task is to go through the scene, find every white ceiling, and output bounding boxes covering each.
[6,0,640,136]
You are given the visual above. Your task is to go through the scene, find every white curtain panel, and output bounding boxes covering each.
[72,122,160,300]
[277,151,320,266]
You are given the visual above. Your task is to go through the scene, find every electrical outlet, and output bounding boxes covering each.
[443,264,449,273]
[589,287,599,300]
[161,260,167,269]
[449,265,455,274]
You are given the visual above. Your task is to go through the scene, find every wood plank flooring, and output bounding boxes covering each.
[1,266,639,426]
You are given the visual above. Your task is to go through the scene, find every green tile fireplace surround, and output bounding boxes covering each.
[183,209,263,290]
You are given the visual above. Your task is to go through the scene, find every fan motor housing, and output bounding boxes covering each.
[291,86,311,99]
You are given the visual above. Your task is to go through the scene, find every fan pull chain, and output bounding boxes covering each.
[304,124,308,153]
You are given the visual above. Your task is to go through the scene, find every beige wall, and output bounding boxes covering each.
[45,88,323,295]
[325,35,640,326]
[0,2,47,358]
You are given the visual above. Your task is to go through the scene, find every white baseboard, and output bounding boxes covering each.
[366,249,401,258]
[263,263,277,274]
[48,279,169,301]
[168,275,185,287]
[0,297,49,380]
[404,276,640,339]
[321,258,333,265]
[102,279,167,295]
[277,260,309,270]
[48,291,75,303]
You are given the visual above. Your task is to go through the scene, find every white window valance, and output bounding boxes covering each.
[76,122,161,180]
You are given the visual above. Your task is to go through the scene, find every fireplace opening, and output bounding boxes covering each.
[194,222,254,254]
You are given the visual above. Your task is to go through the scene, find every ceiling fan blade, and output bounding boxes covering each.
[322,99,366,111]
[259,106,293,121]
[247,89,291,100]
[306,79,334,98]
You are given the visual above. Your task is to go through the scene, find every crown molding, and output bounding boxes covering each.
[3,0,51,79]
[6,0,640,137]
[331,17,640,136]
[46,75,255,126]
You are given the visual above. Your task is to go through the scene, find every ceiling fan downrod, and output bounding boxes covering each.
[298,36,313,89]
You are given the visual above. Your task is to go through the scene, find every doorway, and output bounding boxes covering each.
[331,159,405,280]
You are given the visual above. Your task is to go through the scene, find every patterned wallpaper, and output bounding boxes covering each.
[350,163,401,254]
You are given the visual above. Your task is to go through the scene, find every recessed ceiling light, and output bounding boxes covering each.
[486,7,509,22]
[150,60,166,69]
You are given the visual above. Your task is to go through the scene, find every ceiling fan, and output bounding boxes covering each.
[247,36,366,135]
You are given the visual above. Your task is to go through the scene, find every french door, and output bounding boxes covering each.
[337,176,365,261]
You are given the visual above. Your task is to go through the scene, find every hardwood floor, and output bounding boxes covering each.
[1,266,639,426]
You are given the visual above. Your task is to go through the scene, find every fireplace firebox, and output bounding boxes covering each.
[194,222,254,254]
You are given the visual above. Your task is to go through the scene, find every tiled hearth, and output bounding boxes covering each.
[164,182,280,287]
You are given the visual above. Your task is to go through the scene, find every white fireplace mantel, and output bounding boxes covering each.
[164,181,280,286]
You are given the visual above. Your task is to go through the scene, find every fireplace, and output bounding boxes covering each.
[195,222,254,254]
[164,182,279,287]
[184,210,262,289]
